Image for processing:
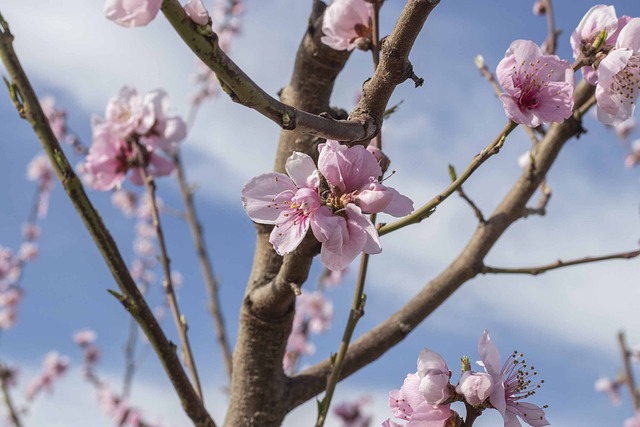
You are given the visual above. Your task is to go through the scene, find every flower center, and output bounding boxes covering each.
[514,60,554,111]
[611,53,640,104]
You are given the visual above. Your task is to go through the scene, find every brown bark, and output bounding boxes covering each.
[223,3,349,425]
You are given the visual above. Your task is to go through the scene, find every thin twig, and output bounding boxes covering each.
[122,316,139,399]
[541,0,559,56]
[462,402,479,427]
[379,120,518,236]
[0,365,22,427]
[522,182,551,218]
[617,331,640,411]
[0,14,215,426]
[482,249,640,276]
[172,151,233,381]
[449,165,485,223]
[135,146,204,402]
[315,235,371,427]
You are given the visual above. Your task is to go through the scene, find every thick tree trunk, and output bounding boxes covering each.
[223,3,349,426]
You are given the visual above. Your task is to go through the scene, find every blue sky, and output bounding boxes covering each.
[1,1,640,426]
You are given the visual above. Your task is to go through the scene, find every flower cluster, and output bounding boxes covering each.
[321,0,373,51]
[283,290,334,374]
[74,329,162,427]
[383,331,548,427]
[81,86,186,191]
[24,351,70,403]
[497,5,640,128]
[241,140,413,271]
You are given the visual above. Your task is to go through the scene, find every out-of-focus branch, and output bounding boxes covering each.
[0,365,22,427]
[482,248,640,275]
[135,152,204,402]
[617,331,640,411]
[160,0,440,144]
[379,120,518,236]
[0,13,215,427]
[286,80,596,410]
[122,317,139,399]
[172,151,233,381]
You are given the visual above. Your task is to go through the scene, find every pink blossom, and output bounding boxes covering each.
[0,287,23,307]
[82,120,174,191]
[321,0,373,51]
[319,267,347,288]
[570,5,632,86]
[138,90,188,154]
[615,118,637,141]
[184,0,209,25]
[18,242,38,262]
[571,5,619,84]
[22,223,41,240]
[104,0,162,28]
[242,152,323,256]
[83,120,134,190]
[416,349,452,405]
[26,154,55,191]
[594,376,622,406]
[111,189,138,216]
[104,86,145,137]
[74,329,97,346]
[532,2,546,16]
[625,140,640,167]
[384,373,453,427]
[0,310,16,329]
[242,143,412,271]
[595,18,640,125]
[625,413,640,427]
[296,291,333,334]
[40,96,67,141]
[478,331,549,427]
[315,140,413,270]
[456,371,495,407]
[497,39,575,127]
[333,397,372,427]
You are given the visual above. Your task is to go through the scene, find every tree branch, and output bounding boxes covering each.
[618,331,640,411]
[481,249,640,276]
[0,13,215,427]
[160,0,440,144]
[379,120,518,236]
[286,80,596,410]
[172,151,233,381]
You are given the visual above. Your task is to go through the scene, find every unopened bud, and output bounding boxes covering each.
[461,355,471,373]
[533,1,546,15]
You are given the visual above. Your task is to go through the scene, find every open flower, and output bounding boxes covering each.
[315,140,413,270]
[417,349,452,405]
[497,39,575,127]
[321,0,373,51]
[478,331,549,427]
[595,18,640,125]
[104,0,162,28]
[242,152,323,255]
[242,141,413,271]
[570,5,631,85]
